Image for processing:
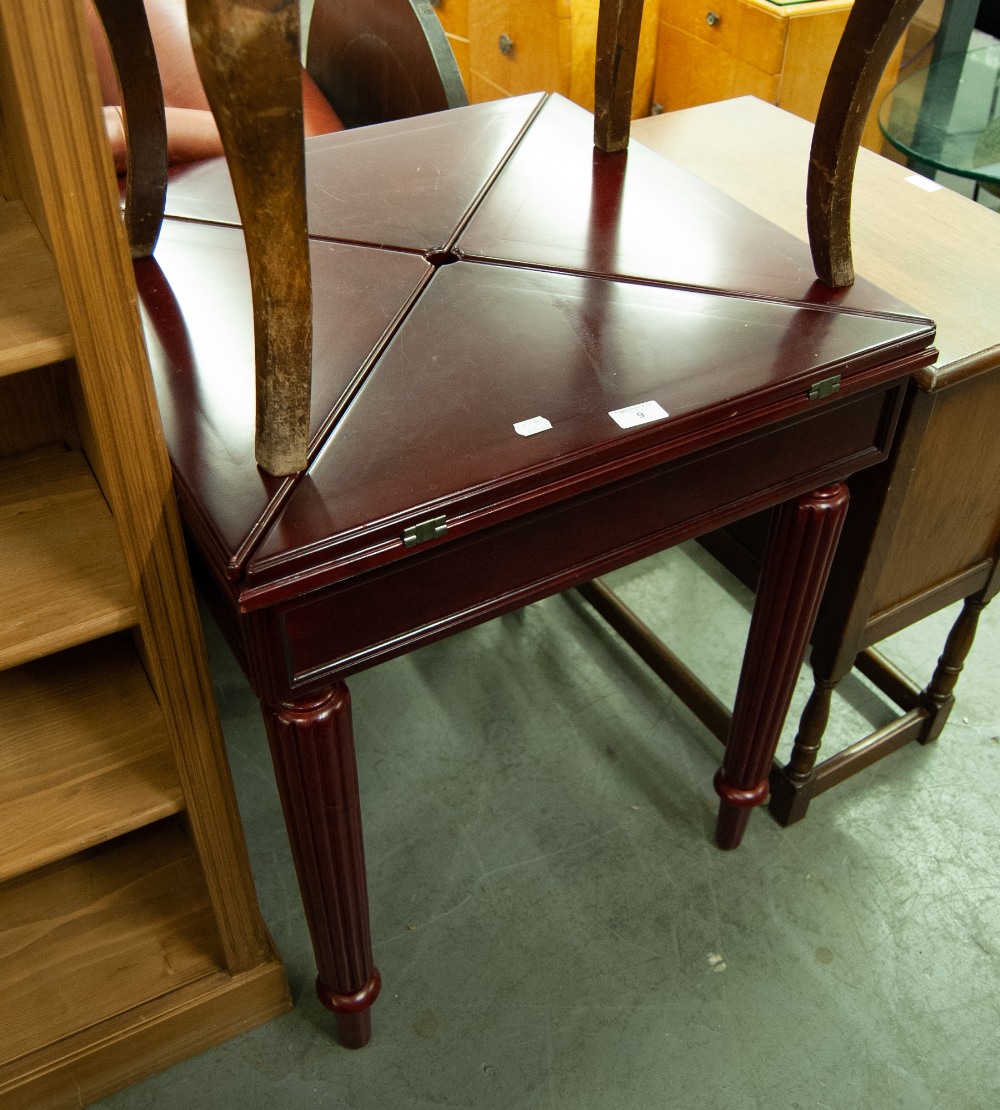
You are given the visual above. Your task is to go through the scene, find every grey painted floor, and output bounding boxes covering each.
[98,541,999,1109]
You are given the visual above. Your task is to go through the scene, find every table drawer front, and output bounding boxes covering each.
[467,0,659,117]
[278,387,900,690]
[660,0,786,76]
[654,22,779,112]
[469,0,571,99]
[432,0,469,39]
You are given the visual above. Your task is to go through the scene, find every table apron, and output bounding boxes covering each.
[253,384,903,700]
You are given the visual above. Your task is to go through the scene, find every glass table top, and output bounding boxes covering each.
[879,43,1000,185]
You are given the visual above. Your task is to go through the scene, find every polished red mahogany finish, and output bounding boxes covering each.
[136,94,935,1047]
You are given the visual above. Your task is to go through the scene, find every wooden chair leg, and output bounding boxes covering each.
[262,684,380,1049]
[715,484,849,848]
[91,0,167,257]
[807,0,924,286]
[186,0,312,476]
[594,0,646,152]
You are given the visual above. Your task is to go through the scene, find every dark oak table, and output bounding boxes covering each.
[134,93,935,1047]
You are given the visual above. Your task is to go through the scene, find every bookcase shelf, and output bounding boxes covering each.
[0,449,137,671]
[0,636,184,883]
[0,2,291,1105]
[0,819,221,1071]
[0,199,73,380]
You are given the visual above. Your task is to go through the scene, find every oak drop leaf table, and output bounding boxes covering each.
[134,93,935,1047]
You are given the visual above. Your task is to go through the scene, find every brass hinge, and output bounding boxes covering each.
[402,514,448,548]
[807,375,841,401]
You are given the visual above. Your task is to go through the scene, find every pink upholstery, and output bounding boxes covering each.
[85,0,344,171]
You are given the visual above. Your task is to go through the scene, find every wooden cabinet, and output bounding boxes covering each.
[435,1,901,150]
[0,3,290,1106]
[433,0,661,118]
[653,0,903,150]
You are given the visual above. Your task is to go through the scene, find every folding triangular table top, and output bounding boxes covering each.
[135,93,935,1047]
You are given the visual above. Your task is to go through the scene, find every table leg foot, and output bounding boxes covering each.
[714,483,849,847]
[263,683,379,1047]
[713,772,769,849]
[317,968,381,1049]
[333,1009,373,1051]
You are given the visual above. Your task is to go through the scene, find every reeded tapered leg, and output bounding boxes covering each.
[715,484,850,848]
[262,683,380,1048]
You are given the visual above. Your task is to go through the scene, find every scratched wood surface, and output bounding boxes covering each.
[187,0,312,476]
[594,0,646,151]
[806,0,926,285]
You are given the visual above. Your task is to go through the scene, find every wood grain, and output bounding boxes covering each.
[779,7,904,152]
[434,0,470,39]
[633,97,1000,824]
[872,369,1000,613]
[0,449,138,670]
[594,0,646,151]
[465,0,657,118]
[653,18,779,113]
[570,0,659,116]
[0,637,184,883]
[653,0,899,152]
[0,960,290,1109]
[0,199,72,378]
[1,0,274,973]
[661,0,787,75]
[0,100,13,199]
[0,361,79,460]
[807,0,925,284]
[0,18,52,253]
[187,0,312,475]
[91,0,168,257]
[0,0,289,1091]
[470,0,573,101]
[0,819,221,1069]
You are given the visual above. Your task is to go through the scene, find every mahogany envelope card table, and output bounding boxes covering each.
[134,91,935,1047]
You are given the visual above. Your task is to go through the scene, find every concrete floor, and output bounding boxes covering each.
[97,540,1000,1110]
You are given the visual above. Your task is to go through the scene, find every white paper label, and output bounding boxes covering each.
[905,174,944,193]
[608,400,668,429]
[513,415,553,437]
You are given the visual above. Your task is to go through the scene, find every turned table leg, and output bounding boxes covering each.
[767,671,843,826]
[262,683,380,1048]
[918,593,988,744]
[715,484,850,849]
